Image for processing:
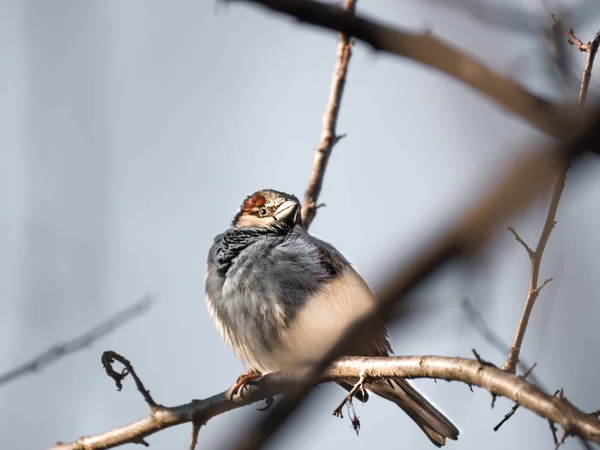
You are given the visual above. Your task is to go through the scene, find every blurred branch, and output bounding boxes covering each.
[301,0,355,229]
[228,0,586,141]
[0,295,156,388]
[503,20,600,374]
[50,353,600,450]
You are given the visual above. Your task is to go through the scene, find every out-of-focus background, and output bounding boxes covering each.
[2,1,600,449]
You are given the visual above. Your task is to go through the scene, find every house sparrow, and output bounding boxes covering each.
[205,189,459,447]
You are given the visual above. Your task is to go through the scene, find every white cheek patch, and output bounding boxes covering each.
[235,214,274,228]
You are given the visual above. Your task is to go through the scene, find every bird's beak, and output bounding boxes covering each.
[274,200,299,225]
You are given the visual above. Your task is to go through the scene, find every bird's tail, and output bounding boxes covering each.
[369,379,459,447]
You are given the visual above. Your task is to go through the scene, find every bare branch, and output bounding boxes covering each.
[50,355,600,450]
[503,19,600,374]
[302,0,355,229]
[503,167,565,373]
[0,295,156,388]
[229,0,585,140]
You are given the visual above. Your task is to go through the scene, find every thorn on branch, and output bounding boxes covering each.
[101,351,158,409]
[533,278,553,295]
[508,226,534,258]
[334,134,347,144]
[133,437,150,447]
[494,402,521,432]
[472,349,496,368]
[522,362,537,380]
[548,389,570,447]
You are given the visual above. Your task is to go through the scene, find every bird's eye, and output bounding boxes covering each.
[259,208,268,216]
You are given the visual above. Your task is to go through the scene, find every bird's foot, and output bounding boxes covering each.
[230,369,262,400]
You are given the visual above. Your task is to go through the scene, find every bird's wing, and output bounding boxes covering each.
[279,261,391,367]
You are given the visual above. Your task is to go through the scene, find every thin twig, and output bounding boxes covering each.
[550,419,560,445]
[508,226,534,257]
[50,355,600,450]
[550,14,587,50]
[0,295,156,388]
[301,0,355,229]
[332,371,367,418]
[556,430,568,449]
[493,362,537,431]
[189,423,201,450]
[494,403,521,431]
[503,19,600,374]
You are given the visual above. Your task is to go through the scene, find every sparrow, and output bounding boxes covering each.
[205,189,459,447]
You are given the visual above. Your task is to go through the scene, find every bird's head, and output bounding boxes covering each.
[232,189,301,230]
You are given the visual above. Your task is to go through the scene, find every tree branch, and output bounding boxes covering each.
[229,0,584,141]
[50,354,600,450]
[301,0,355,229]
[0,295,156,388]
[503,20,600,373]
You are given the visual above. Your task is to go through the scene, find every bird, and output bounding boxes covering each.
[205,188,459,447]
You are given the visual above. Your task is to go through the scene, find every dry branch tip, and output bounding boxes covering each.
[508,226,534,257]
[101,351,158,409]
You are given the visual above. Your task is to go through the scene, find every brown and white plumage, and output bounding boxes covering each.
[205,189,459,446]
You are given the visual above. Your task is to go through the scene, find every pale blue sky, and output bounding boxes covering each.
[1,1,600,449]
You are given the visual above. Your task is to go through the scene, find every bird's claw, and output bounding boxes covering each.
[256,396,274,411]
[230,371,263,400]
